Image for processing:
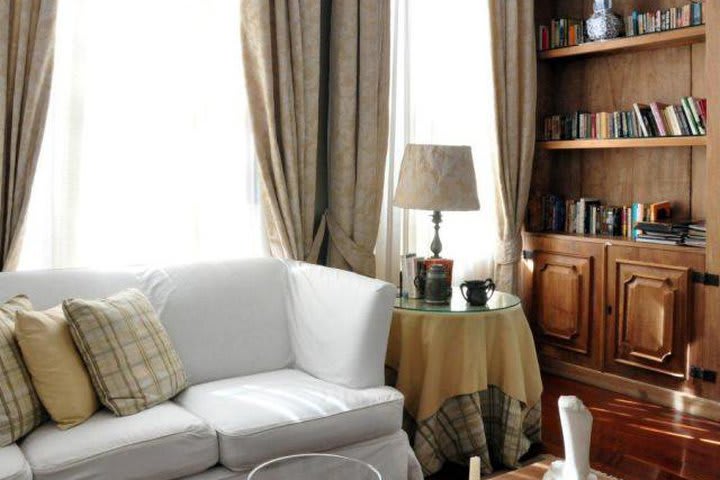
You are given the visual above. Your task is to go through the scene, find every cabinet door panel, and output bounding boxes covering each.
[615,261,687,377]
[604,244,703,390]
[535,253,591,353]
[521,234,603,370]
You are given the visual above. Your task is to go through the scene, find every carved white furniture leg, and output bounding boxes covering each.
[543,396,597,480]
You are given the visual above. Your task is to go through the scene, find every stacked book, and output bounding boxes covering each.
[624,2,703,36]
[686,221,707,247]
[542,97,707,141]
[636,221,689,245]
[537,18,584,51]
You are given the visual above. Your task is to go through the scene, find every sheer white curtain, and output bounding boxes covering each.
[376,0,499,285]
[18,0,263,270]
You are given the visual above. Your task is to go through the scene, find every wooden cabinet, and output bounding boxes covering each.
[521,234,603,370]
[605,246,704,390]
[523,232,709,400]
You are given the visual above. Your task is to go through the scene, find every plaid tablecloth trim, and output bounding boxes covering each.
[404,386,542,476]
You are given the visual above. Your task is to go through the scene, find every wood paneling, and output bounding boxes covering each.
[703,0,720,401]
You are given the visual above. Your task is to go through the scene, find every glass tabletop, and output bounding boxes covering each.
[248,453,382,480]
[394,288,521,314]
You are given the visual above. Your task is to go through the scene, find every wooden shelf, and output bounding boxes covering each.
[538,25,705,60]
[524,231,706,254]
[537,136,707,150]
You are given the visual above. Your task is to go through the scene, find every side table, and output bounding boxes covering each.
[386,290,543,476]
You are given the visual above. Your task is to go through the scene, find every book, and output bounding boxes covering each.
[633,103,653,137]
[650,103,669,136]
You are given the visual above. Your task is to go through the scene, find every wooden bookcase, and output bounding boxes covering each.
[522,0,720,418]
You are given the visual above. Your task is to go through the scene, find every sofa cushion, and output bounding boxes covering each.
[0,444,31,480]
[63,289,189,416]
[0,295,45,447]
[174,369,403,471]
[20,402,218,480]
[15,305,99,429]
[0,259,293,386]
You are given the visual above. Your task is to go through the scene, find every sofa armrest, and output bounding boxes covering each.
[285,261,396,389]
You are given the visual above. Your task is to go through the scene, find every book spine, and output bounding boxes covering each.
[687,96,705,135]
[650,103,667,136]
[681,97,700,135]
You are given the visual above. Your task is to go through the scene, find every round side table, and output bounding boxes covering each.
[386,288,542,476]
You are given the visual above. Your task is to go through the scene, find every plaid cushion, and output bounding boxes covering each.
[63,289,188,416]
[0,295,45,447]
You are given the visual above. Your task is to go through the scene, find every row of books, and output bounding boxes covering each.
[537,18,583,51]
[634,98,707,137]
[527,194,705,248]
[624,2,703,37]
[541,97,707,141]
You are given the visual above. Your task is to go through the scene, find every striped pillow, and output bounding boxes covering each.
[63,289,188,416]
[0,295,45,447]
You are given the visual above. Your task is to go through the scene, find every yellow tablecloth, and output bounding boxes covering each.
[386,303,543,475]
[387,303,543,421]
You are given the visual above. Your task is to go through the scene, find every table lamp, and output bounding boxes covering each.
[393,144,480,259]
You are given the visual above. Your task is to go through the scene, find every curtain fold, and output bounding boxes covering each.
[489,0,536,293]
[241,0,325,263]
[326,0,391,277]
[0,0,57,271]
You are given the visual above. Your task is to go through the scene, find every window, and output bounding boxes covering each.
[376,0,499,284]
[19,0,264,270]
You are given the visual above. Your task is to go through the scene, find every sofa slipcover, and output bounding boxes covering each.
[175,369,404,471]
[0,445,31,480]
[19,403,218,480]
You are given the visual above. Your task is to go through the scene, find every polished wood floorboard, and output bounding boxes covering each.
[429,374,720,480]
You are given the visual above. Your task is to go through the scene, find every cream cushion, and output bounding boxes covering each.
[175,368,404,471]
[15,306,98,429]
[19,402,218,480]
[63,288,188,416]
[0,295,45,447]
[0,444,32,480]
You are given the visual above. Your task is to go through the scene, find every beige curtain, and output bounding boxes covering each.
[326,0,391,277]
[0,0,57,271]
[241,0,326,263]
[489,0,536,293]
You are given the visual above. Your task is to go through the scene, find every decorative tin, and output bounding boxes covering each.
[586,0,624,41]
[423,264,452,305]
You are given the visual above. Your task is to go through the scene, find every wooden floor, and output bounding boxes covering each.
[429,373,720,480]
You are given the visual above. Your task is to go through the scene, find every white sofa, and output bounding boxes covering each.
[0,258,422,480]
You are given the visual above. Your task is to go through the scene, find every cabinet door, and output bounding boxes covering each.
[606,246,703,388]
[534,252,592,354]
[521,234,603,370]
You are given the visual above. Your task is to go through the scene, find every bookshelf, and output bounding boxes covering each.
[523,0,720,418]
[537,136,706,149]
[538,24,705,60]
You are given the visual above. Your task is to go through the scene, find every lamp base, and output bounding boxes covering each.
[430,210,442,258]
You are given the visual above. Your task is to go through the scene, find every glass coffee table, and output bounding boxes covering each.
[248,453,382,480]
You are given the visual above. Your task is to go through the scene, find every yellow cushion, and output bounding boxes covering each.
[16,306,98,429]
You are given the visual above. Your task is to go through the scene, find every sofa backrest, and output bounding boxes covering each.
[0,258,292,385]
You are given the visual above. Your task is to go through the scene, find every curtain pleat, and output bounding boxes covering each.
[241,0,325,263]
[0,0,57,271]
[489,0,536,293]
[326,0,391,277]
